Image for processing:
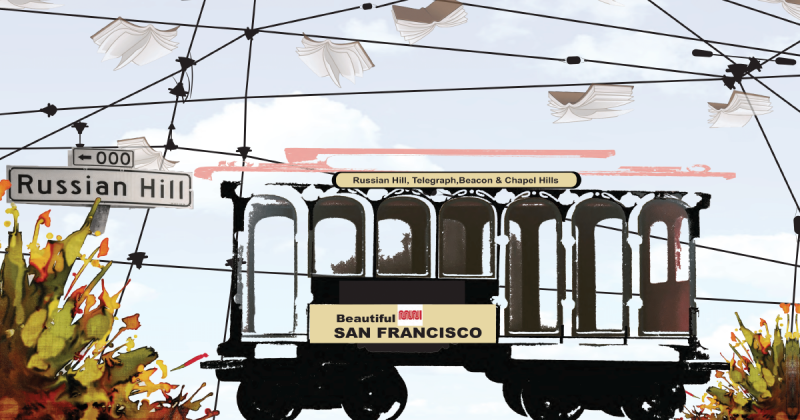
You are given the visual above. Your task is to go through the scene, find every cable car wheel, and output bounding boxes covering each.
[237,379,302,420]
[521,385,584,420]
[622,383,685,420]
[342,367,408,420]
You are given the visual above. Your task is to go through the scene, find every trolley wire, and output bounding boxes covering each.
[2,1,796,59]
[0,3,375,161]
[722,0,800,29]
[0,4,731,78]
[115,0,210,317]
[212,1,260,417]
[0,248,787,306]
[0,1,778,162]
[256,28,722,77]
[644,0,800,213]
[8,73,800,118]
[449,0,800,59]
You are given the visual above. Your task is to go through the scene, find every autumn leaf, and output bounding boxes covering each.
[98,238,109,257]
[37,210,51,228]
[0,179,11,200]
[781,303,791,314]
[120,314,141,333]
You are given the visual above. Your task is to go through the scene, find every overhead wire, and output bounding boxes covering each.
[2,1,796,58]
[450,0,800,58]
[722,0,800,28]
[2,0,797,351]
[213,1,260,417]
[8,73,800,119]
[644,0,800,214]
[7,1,792,162]
[0,4,377,160]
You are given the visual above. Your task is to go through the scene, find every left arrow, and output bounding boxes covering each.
[78,155,92,161]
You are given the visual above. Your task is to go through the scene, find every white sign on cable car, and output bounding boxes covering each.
[8,137,190,208]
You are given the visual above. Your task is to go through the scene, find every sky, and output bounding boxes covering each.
[2,0,800,418]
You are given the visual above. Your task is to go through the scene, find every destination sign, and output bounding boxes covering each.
[309,304,496,344]
[70,148,134,168]
[7,166,193,209]
[334,172,581,189]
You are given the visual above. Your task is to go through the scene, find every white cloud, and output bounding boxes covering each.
[695,233,796,294]
[477,13,532,43]
[340,18,407,53]
[119,97,440,212]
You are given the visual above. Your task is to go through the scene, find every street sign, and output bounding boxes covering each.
[69,148,134,168]
[7,166,193,209]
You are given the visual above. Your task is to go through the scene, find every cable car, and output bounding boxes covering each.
[202,180,725,420]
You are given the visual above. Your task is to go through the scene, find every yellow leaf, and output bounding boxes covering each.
[763,368,775,387]
[75,358,105,387]
[21,309,47,348]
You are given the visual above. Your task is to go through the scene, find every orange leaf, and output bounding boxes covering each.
[120,314,141,332]
[98,238,109,257]
[757,334,771,353]
[715,370,725,378]
[37,210,51,228]
[731,332,738,342]
[0,180,10,200]
[781,303,791,314]
[760,318,767,327]
[795,303,800,313]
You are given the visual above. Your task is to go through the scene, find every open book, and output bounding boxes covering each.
[91,18,179,71]
[707,91,772,128]
[547,85,634,124]
[296,35,375,88]
[759,0,800,20]
[0,0,60,9]
[392,0,468,44]
[117,137,178,170]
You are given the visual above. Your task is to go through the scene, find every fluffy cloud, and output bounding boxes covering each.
[118,96,440,211]
[340,18,407,53]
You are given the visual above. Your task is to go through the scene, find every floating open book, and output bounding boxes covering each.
[91,18,179,71]
[547,85,634,124]
[117,137,178,170]
[296,35,375,88]
[391,0,468,44]
[707,91,772,128]
[0,0,60,9]
[759,0,800,20]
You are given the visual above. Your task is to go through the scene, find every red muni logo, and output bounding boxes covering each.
[397,305,422,326]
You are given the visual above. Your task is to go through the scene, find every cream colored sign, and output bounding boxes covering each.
[309,304,497,344]
[334,172,580,188]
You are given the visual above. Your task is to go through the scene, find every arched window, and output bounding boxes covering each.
[312,196,365,276]
[245,197,297,335]
[439,197,495,277]
[639,199,691,333]
[377,197,431,276]
[572,198,629,333]
[505,198,563,333]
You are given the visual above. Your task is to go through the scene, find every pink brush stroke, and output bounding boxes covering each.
[284,148,615,163]
[193,148,616,180]
[580,165,736,180]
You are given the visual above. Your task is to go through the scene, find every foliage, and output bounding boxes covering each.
[0,195,219,420]
[685,305,800,420]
